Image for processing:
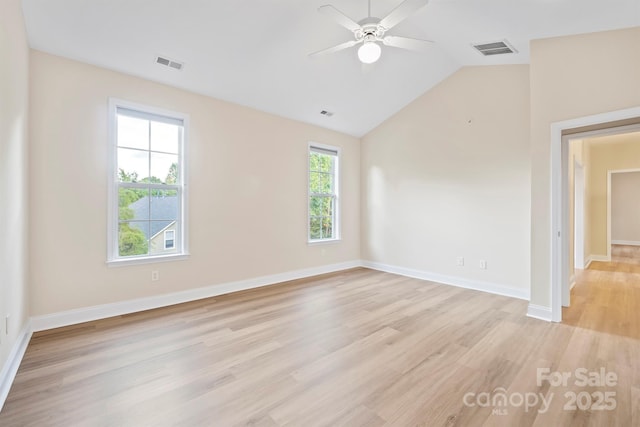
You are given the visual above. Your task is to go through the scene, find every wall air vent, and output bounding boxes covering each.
[155,56,184,71]
[472,40,517,56]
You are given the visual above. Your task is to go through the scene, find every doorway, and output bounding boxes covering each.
[550,107,640,322]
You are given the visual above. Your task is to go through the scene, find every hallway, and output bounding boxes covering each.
[564,245,640,339]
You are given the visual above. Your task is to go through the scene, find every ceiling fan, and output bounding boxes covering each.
[310,0,432,64]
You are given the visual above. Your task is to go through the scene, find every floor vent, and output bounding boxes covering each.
[155,56,184,70]
[472,40,517,56]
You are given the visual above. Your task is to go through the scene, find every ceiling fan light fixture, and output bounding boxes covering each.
[357,41,381,64]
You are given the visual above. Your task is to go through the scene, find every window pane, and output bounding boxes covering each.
[150,152,179,184]
[309,217,321,240]
[309,196,322,217]
[310,153,333,173]
[150,192,179,220]
[118,148,149,182]
[117,115,149,150]
[119,188,149,221]
[322,197,333,217]
[119,222,149,257]
[310,196,333,217]
[150,221,178,255]
[309,152,321,172]
[151,121,180,154]
[309,172,322,194]
[310,173,333,194]
[319,154,332,173]
[322,217,333,239]
[321,173,333,193]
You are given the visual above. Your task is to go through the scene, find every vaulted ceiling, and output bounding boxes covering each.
[21,0,640,136]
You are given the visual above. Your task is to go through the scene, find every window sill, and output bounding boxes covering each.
[308,238,341,246]
[107,253,190,267]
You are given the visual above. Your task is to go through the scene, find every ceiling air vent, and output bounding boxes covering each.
[472,40,517,56]
[155,55,184,71]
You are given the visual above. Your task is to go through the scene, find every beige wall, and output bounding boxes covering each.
[29,51,360,316]
[586,132,640,256]
[611,171,640,243]
[0,0,30,373]
[361,65,531,292]
[529,27,640,307]
[9,23,640,332]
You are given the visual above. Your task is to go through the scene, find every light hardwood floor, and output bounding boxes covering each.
[1,255,639,426]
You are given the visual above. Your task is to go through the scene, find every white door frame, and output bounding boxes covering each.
[550,107,640,322]
[573,160,585,271]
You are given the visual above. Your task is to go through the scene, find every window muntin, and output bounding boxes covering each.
[309,145,339,242]
[110,102,186,262]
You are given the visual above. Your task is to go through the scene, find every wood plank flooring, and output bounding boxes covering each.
[1,255,639,426]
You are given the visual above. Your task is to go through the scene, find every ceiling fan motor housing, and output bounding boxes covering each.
[355,18,385,41]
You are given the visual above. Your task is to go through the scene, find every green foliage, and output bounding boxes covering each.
[309,153,334,195]
[309,196,334,240]
[166,163,178,184]
[119,168,139,183]
[309,196,332,217]
[308,152,335,240]
[118,186,148,256]
[309,216,333,240]
[309,153,332,173]
[119,207,134,220]
[118,224,148,256]
[119,187,144,208]
[141,176,163,184]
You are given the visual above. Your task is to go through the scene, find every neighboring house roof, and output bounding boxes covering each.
[128,196,178,240]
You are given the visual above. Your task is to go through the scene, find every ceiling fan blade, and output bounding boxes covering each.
[318,5,362,33]
[382,35,433,52]
[309,40,360,57]
[379,0,429,30]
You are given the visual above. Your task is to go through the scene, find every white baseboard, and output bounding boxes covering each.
[526,304,553,322]
[0,321,32,412]
[361,260,530,301]
[569,274,576,290]
[611,240,640,246]
[584,257,593,269]
[3,259,533,410]
[31,260,362,332]
[589,254,611,263]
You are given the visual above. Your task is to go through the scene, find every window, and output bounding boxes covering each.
[308,143,339,242]
[164,229,175,250]
[108,99,188,264]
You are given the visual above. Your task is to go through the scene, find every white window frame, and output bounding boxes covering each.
[307,142,341,244]
[107,98,189,266]
[164,229,175,250]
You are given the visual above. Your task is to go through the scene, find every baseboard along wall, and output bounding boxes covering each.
[2,258,539,410]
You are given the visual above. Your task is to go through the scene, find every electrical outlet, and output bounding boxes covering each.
[456,257,464,267]
[151,270,159,281]
[480,260,487,270]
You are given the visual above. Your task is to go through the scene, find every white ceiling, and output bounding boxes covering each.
[21,0,640,137]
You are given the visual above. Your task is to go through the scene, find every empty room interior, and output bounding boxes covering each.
[1,0,640,425]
